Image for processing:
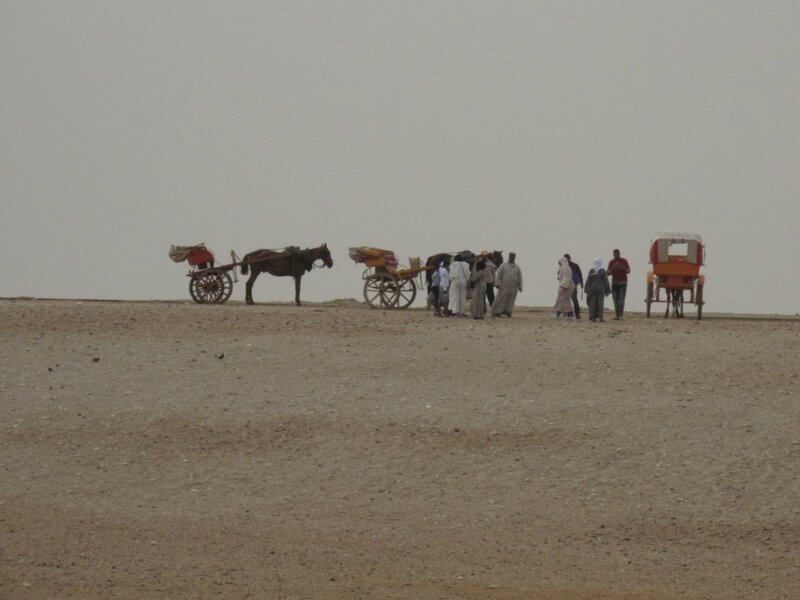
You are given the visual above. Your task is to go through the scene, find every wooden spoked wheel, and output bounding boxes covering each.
[363,274,400,309]
[189,269,233,304]
[645,282,653,318]
[395,279,417,309]
[696,283,703,320]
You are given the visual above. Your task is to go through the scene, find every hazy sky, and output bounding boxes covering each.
[2,2,798,314]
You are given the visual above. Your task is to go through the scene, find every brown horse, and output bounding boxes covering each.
[241,244,333,305]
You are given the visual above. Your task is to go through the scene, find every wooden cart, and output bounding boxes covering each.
[348,247,431,309]
[645,233,706,319]
[169,244,296,305]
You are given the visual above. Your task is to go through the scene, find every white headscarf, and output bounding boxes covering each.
[591,257,603,273]
[558,257,572,288]
[438,263,450,289]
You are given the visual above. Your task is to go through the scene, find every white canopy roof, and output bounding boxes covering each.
[651,232,703,244]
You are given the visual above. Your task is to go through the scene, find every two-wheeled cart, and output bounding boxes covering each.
[169,244,294,304]
[645,233,706,319]
[348,247,431,309]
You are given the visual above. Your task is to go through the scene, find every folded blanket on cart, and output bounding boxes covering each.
[169,244,213,265]
[348,247,399,266]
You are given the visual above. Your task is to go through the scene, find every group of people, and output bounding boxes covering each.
[429,253,523,319]
[553,250,630,321]
[428,249,631,323]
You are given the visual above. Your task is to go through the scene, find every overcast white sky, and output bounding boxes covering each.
[2,1,798,314]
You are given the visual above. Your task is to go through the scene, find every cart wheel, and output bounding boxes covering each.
[363,274,399,309]
[190,269,233,304]
[395,279,417,309]
[645,282,653,318]
[696,283,703,320]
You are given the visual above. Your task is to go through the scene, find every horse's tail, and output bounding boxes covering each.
[241,254,250,275]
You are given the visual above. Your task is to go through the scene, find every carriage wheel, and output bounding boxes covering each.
[363,274,400,309]
[190,269,233,304]
[696,284,703,320]
[645,282,653,318]
[395,279,417,309]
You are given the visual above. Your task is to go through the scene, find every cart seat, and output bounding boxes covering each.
[653,257,701,278]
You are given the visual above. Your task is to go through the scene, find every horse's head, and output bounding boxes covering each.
[318,243,334,268]
[491,250,504,267]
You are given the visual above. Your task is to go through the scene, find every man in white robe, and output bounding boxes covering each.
[437,261,450,314]
[492,252,522,317]
[448,255,470,316]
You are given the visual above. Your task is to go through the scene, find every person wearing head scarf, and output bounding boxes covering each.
[429,263,443,316]
[553,257,575,318]
[448,254,470,317]
[468,260,488,319]
[584,257,611,322]
[437,259,450,315]
[492,252,522,317]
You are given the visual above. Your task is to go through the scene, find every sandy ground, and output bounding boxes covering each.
[1,298,799,599]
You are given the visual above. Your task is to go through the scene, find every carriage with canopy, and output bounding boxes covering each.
[645,232,706,319]
[348,247,431,309]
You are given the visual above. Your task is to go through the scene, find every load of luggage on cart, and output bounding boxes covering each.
[347,247,431,309]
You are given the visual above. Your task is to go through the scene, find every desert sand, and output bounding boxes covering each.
[1,298,799,599]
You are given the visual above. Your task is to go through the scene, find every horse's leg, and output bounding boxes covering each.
[294,275,302,306]
[245,269,259,305]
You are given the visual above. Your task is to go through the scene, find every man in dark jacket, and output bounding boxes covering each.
[564,254,583,319]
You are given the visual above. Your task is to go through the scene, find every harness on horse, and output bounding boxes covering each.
[285,246,314,274]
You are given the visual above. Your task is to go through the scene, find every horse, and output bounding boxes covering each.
[424,250,503,292]
[667,288,685,318]
[240,243,333,306]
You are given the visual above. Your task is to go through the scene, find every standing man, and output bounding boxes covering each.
[448,254,470,317]
[564,253,583,319]
[492,252,523,317]
[607,249,631,320]
[483,255,497,307]
[430,265,442,316]
[437,260,450,315]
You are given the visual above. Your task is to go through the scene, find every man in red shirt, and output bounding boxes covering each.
[607,249,631,320]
